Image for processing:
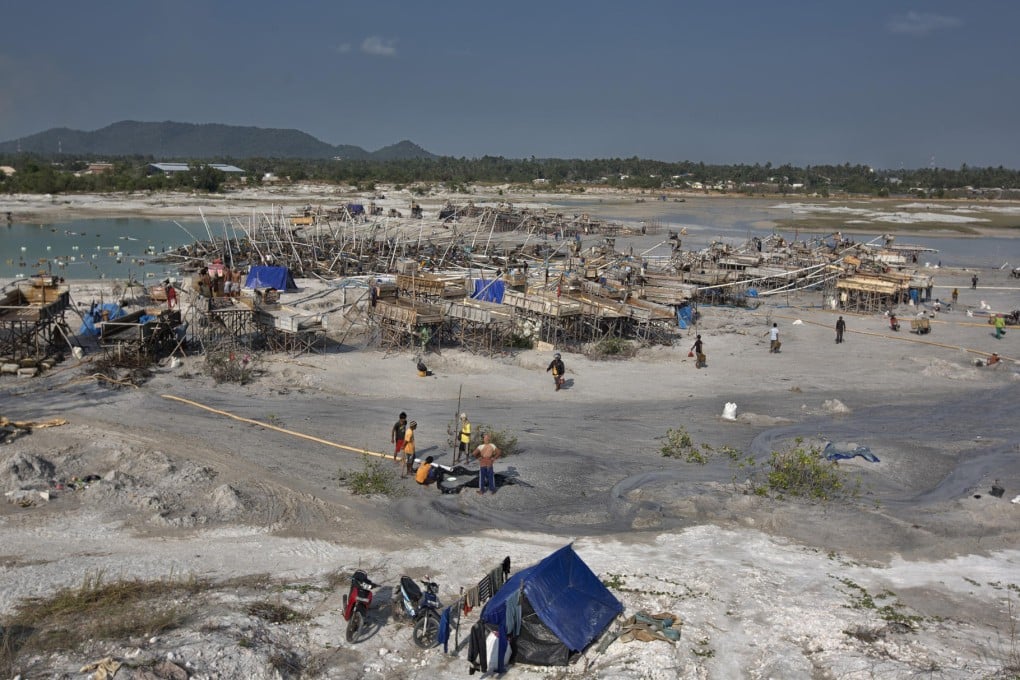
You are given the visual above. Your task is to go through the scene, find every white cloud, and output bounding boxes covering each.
[361,36,397,57]
[335,43,352,54]
[886,11,962,36]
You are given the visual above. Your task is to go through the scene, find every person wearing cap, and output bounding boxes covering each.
[546,352,566,391]
[401,420,417,477]
[391,412,407,463]
[456,413,471,464]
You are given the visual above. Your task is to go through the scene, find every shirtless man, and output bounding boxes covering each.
[473,432,501,495]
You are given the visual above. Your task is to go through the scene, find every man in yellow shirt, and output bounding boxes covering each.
[456,413,471,464]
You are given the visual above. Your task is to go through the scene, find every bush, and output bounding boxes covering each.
[659,426,707,464]
[753,440,861,501]
[337,458,403,496]
[588,337,636,360]
[660,430,861,502]
[204,348,261,384]
[474,424,520,457]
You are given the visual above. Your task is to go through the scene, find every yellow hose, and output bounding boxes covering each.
[160,394,391,459]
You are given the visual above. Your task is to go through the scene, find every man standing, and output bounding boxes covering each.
[972,274,979,289]
[402,421,417,478]
[769,323,781,353]
[994,314,1006,340]
[391,412,407,463]
[835,316,846,344]
[546,353,565,391]
[691,334,706,368]
[164,280,177,310]
[473,432,501,495]
[456,413,471,464]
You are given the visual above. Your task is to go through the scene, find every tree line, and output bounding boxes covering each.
[2,153,1019,196]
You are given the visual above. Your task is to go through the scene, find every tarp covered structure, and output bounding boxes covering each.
[244,266,297,291]
[481,544,623,668]
[471,278,505,303]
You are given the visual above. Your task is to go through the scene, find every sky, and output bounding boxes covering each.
[1,0,1018,169]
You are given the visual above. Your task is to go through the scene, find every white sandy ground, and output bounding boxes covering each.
[2,191,1020,679]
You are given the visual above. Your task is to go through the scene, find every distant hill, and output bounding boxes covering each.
[0,121,438,161]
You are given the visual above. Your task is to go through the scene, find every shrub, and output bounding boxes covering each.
[337,458,403,496]
[588,337,636,360]
[474,424,520,457]
[660,426,707,464]
[753,440,861,501]
[204,348,261,384]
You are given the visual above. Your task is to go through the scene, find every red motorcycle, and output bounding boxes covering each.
[342,570,377,643]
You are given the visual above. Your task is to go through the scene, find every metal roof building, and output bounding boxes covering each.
[148,163,246,174]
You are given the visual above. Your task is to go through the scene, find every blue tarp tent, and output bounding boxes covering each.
[78,303,126,336]
[472,278,505,303]
[481,544,623,668]
[244,266,297,291]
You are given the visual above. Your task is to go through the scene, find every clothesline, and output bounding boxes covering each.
[440,556,511,653]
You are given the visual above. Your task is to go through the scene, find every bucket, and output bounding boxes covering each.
[418,370,427,377]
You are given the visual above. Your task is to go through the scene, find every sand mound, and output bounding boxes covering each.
[1,452,55,489]
[822,398,851,414]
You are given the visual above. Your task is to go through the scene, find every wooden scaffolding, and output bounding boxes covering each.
[0,277,73,361]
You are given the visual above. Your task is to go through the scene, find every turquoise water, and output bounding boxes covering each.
[0,218,205,281]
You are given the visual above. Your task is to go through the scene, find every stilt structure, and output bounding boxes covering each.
[0,276,73,361]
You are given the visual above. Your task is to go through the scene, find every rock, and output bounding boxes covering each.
[822,398,851,414]
[17,367,38,378]
[1,363,18,374]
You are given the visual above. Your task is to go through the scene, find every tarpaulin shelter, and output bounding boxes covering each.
[471,278,505,303]
[481,544,623,668]
[244,266,297,292]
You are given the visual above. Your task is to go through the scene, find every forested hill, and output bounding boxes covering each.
[0,121,437,160]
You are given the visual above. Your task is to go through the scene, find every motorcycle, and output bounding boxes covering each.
[342,570,377,643]
[394,575,442,648]
[889,314,900,331]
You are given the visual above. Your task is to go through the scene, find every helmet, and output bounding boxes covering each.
[554,353,561,359]
[409,420,417,428]
[460,412,467,420]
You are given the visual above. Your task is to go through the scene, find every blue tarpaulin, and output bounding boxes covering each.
[245,266,297,291]
[78,303,125,336]
[472,278,505,303]
[676,304,694,329]
[482,545,622,668]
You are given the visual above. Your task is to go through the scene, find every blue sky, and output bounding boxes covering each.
[2,1,1017,168]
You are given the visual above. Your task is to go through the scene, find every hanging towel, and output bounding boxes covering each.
[438,606,451,652]
[478,573,493,603]
[505,587,522,637]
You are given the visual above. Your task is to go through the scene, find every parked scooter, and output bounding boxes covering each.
[342,570,377,643]
[394,576,442,648]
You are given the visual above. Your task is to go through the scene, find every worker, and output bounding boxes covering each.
[456,413,471,464]
[546,353,565,391]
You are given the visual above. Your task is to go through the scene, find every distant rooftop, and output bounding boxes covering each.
[148,162,245,173]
